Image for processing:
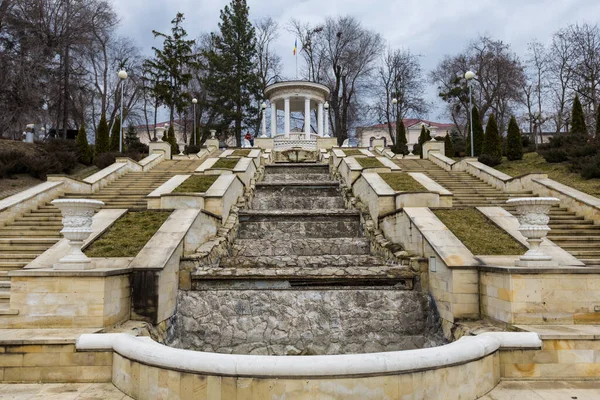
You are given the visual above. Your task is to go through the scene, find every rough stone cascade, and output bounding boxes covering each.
[170,162,444,355]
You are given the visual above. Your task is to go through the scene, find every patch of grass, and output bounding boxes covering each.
[433,209,526,255]
[173,175,218,193]
[495,152,600,197]
[356,157,385,169]
[232,149,251,157]
[343,149,364,156]
[85,211,171,258]
[379,173,425,192]
[212,158,239,169]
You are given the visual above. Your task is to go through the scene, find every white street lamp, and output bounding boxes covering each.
[465,70,476,157]
[261,102,267,138]
[324,102,330,137]
[118,70,128,153]
[392,98,398,105]
[192,98,198,146]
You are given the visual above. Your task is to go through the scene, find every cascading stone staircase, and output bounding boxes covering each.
[169,162,445,355]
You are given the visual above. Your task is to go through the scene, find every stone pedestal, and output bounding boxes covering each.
[149,141,172,160]
[371,138,386,150]
[204,139,219,152]
[51,199,104,270]
[317,137,338,150]
[423,141,445,160]
[255,137,274,150]
[506,197,561,267]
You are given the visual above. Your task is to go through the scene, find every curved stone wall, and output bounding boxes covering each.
[167,289,445,355]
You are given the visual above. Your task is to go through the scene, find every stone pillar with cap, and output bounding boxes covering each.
[270,102,277,137]
[304,97,311,140]
[284,97,291,138]
[317,103,324,137]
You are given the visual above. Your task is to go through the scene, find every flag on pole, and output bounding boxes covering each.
[293,39,297,56]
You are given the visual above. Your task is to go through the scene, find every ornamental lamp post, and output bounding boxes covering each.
[118,70,128,153]
[465,70,475,157]
[192,98,198,145]
[261,102,267,138]
[324,102,330,137]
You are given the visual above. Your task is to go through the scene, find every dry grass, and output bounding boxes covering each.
[433,209,526,255]
[343,149,364,156]
[379,173,425,192]
[232,149,251,157]
[212,158,239,169]
[356,157,385,169]
[495,152,600,197]
[85,211,171,258]
[173,175,218,193]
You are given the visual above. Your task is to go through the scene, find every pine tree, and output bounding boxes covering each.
[418,125,429,159]
[204,0,260,147]
[76,121,91,164]
[470,106,485,156]
[506,116,523,161]
[392,120,407,154]
[595,104,600,139]
[125,124,140,148]
[444,134,454,157]
[479,114,502,165]
[571,94,587,136]
[166,124,178,155]
[95,114,110,155]
[110,116,121,152]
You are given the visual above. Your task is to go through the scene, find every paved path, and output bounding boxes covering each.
[0,383,131,400]
[481,380,600,399]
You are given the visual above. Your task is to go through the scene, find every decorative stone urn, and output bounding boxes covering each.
[178,143,185,156]
[430,130,436,141]
[506,197,560,267]
[156,127,165,142]
[407,143,415,156]
[210,129,216,139]
[51,199,104,270]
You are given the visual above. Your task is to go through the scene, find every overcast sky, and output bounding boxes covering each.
[112,0,600,123]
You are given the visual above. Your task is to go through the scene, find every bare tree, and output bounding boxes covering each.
[548,29,576,133]
[522,40,550,145]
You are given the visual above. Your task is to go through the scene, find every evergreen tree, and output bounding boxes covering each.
[595,104,600,139]
[444,134,455,157]
[125,124,139,147]
[204,0,260,147]
[570,94,587,136]
[467,106,484,156]
[166,124,178,155]
[506,116,523,161]
[418,125,429,158]
[392,120,407,154]
[110,116,121,152]
[479,114,502,165]
[95,114,110,155]
[76,121,91,164]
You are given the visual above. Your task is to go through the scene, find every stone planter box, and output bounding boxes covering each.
[338,157,400,187]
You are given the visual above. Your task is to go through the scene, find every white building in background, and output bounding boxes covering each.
[356,119,455,148]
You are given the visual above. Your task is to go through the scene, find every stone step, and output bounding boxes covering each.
[0,254,38,260]
[0,244,53,252]
[548,236,600,242]
[570,251,600,257]
[8,221,63,227]
[548,224,599,230]
[580,259,600,265]
[262,173,332,183]
[252,196,346,210]
[548,215,583,220]
[548,220,593,225]
[0,231,61,238]
[238,210,362,240]
[548,230,600,236]
[0,238,59,244]
[0,271,9,281]
[0,261,28,269]
[0,226,62,231]
[0,291,10,300]
[16,216,62,222]
[0,281,10,289]
[231,238,371,257]
[265,164,329,175]
[219,254,390,269]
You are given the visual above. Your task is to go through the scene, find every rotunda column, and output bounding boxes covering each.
[317,102,324,137]
[284,97,291,138]
[304,97,311,140]
[270,101,277,137]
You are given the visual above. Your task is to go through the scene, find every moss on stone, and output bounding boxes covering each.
[433,208,526,255]
[212,158,239,169]
[379,173,425,192]
[232,149,251,157]
[356,157,385,169]
[173,175,218,193]
[85,210,171,258]
[343,149,364,156]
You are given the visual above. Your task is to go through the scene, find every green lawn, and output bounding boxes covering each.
[495,152,600,197]
[356,157,385,169]
[343,149,364,156]
[232,149,251,157]
[173,175,218,193]
[212,158,239,169]
[379,173,425,192]
[434,209,526,255]
[85,211,171,258]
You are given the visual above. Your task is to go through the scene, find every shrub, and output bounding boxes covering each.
[506,116,523,161]
[479,114,502,166]
[541,148,569,163]
[95,114,110,155]
[465,106,484,156]
[392,120,407,155]
[418,125,429,158]
[39,139,79,174]
[571,94,587,136]
[166,124,178,155]
[76,122,91,165]
[126,141,149,155]
[478,154,502,167]
[580,155,600,179]
[444,134,454,157]
[185,144,201,155]
[0,150,27,178]
[94,152,120,169]
[22,154,63,178]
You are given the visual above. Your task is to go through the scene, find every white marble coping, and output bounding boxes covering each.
[247,149,261,159]
[362,173,396,196]
[320,148,327,154]
[219,149,235,158]
[514,325,600,340]
[147,175,191,198]
[359,149,375,157]
[377,156,401,171]
[83,162,127,184]
[138,153,162,166]
[204,174,238,198]
[429,152,457,167]
[332,148,346,158]
[233,157,252,172]
[76,332,540,378]
[0,181,63,212]
[384,150,396,159]
[342,157,363,171]
[505,197,560,205]
[477,206,585,267]
[533,178,600,210]
[466,161,512,182]
[408,173,452,196]
[404,207,479,267]
[195,158,219,173]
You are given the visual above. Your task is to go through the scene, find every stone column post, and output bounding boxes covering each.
[261,106,267,138]
[270,101,277,137]
[317,102,324,137]
[284,97,291,139]
[304,97,311,140]
[324,112,329,137]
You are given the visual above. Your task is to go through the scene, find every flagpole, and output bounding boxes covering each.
[296,53,298,80]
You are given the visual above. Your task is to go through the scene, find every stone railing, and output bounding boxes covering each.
[273,138,317,151]
[75,331,540,399]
